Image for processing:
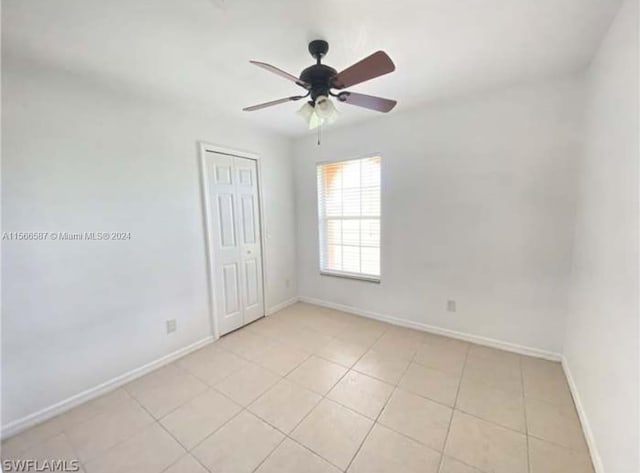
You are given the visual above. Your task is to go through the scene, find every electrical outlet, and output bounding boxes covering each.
[166,319,177,334]
[447,300,457,312]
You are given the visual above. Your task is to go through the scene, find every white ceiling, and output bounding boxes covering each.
[4,0,621,136]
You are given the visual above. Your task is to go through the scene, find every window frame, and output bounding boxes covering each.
[316,153,383,283]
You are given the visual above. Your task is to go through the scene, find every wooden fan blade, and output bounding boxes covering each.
[331,51,395,90]
[249,61,310,89]
[243,96,305,111]
[336,91,397,112]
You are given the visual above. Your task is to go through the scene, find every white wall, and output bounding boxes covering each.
[294,76,584,355]
[1,54,297,428]
[564,1,639,472]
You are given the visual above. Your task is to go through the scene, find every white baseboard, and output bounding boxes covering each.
[266,296,299,316]
[298,296,561,361]
[561,356,604,473]
[1,336,214,440]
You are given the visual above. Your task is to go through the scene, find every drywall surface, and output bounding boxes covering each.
[564,1,639,471]
[1,54,297,428]
[294,76,584,354]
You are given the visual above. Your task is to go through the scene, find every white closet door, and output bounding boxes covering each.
[234,157,264,325]
[205,151,264,335]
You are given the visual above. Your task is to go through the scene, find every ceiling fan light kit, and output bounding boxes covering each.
[243,39,397,131]
[298,94,339,130]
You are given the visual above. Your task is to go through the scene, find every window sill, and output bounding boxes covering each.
[320,271,381,283]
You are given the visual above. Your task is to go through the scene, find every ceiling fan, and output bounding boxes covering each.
[243,40,397,129]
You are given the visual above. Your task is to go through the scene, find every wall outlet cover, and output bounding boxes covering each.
[166,319,177,333]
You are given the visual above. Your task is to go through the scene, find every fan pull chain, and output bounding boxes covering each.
[317,123,321,145]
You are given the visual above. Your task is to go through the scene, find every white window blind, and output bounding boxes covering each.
[317,156,381,281]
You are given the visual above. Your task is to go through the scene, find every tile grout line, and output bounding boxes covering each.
[121,385,210,472]
[402,349,530,436]
[234,314,386,473]
[174,344,254,388]
[526,432,594,455]
[272,320,391,473]
[60,431,88,473]
[242,359,354,471]
[433,354,579,439]
[436,341,471,473]
[73,395,159,471]
[120,358,249,472]
[161,449,213,473]
[521,356,532,473]
[192,313,392,473]
[147,386,236,473]
[126,365,209,422]
[217,314,380,377]
[518,361,592,464]
[180,314,387,473]
[248,432,289,473]
[443,408,526,436]
[342,334,421,472]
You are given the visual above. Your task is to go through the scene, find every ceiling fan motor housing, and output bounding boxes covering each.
[300,63,337,103]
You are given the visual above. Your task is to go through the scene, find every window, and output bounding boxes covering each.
[317,156,381,281]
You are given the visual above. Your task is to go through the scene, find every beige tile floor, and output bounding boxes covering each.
[1,303,595,473]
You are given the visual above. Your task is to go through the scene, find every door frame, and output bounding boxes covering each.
[198,141,268,339]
